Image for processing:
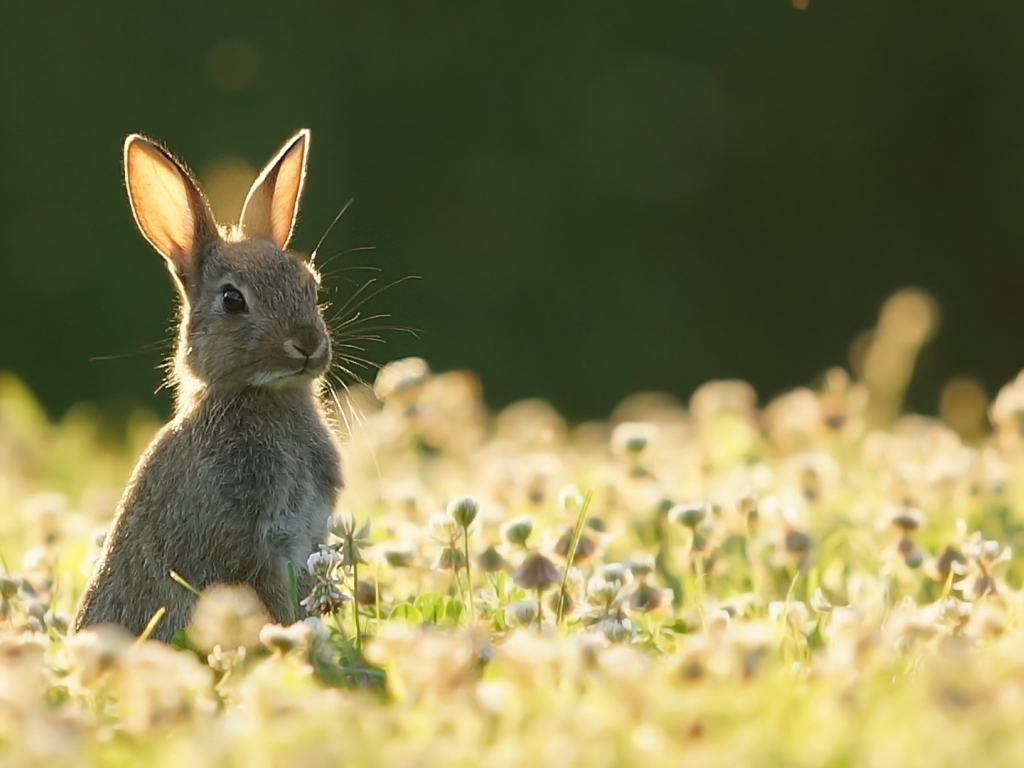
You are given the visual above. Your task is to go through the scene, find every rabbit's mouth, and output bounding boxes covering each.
[252,365,325,389]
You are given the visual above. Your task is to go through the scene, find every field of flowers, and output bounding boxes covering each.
[3,289,1024,766]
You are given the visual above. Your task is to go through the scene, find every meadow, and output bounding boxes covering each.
[2,288,1024,766]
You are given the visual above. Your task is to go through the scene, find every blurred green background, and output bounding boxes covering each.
[2,1,1023,422]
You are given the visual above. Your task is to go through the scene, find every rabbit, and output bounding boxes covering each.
[73,129,344,642]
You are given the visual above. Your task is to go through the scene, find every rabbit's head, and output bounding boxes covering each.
[123,130,332,393]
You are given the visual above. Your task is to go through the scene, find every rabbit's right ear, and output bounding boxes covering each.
[124,135,217,280]
[238,129,309,250]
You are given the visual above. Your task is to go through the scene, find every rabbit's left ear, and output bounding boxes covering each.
[239,129,309,249]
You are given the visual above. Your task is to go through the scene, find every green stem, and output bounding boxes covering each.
[351,560,361,648]
[693,553,707,633]
[747,531,763,603]
[463,526,475,623]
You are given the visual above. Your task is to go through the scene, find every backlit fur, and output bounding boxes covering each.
[73,132,343,641]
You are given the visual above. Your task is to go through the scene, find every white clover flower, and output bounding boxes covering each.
[705,608,732,635]
[810,588,834,613]
[562,566,586,602]
[189,584,270,652]
[259,621,316,653]
[588,574,623,607]
[300,582,350,617]
[557,483,585,513]
[303,616,328,640]
[307,547,341,577]
[65,624,133,687]
[432,546,468,572]
[428,511,462,546]
[597,616,635,644]
[118,642,214,735]
[512,552,561,591]
[332,513,372,567]
[373,357,430,402]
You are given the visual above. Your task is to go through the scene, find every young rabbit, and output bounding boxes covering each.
[73,129,343,642]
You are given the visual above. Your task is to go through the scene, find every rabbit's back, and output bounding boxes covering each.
[75,388,342,640]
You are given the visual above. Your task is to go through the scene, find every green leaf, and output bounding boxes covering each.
[415,592,446,623]
[388,602,423,624]
[444,597,464,623]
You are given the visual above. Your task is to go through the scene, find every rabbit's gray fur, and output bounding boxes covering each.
[73,130,343,642]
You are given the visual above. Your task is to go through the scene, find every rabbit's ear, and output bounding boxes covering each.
[239,129,309,250]
[124,135,217,278]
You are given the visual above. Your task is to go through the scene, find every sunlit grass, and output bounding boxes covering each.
[3,290,1024,765]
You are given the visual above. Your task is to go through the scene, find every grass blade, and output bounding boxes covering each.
[135,606,167,646]
[556,489,593,625]
[168,570,201,597]
[288,562,301,618]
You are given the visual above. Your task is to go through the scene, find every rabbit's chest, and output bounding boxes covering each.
[178,393,342,570]
[259,447,334,562]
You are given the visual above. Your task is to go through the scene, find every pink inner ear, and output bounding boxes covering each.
[270,142,306,248]
[126,140,198,265]
[239,130,310,249]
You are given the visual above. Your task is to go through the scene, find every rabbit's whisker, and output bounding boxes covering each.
[89,338,173,363]
[330,275,420,327]
[334,351,384,373]
[309,197,354,265]
[330,311,392,332]
[328,277,380,322]
[324,376,384,496]
[330,362,372,389]
[317,246,379,273]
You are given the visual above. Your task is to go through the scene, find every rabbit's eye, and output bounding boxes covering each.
[221,288,247,313]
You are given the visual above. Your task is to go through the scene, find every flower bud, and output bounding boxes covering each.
[478,546,507,573]
[383,547,414,568]
[447,495,480,529]
[670,502,707,529]
[505,600,538,627]
[0,577,19,601]
[512,553,561,591]
[501,516,534,547]
[626,556,655,579]
[611,422,657,455]
[784,529,812,555]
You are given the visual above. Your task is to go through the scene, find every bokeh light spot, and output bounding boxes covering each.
[879,288,940,347]
[940,377,988,440]
[199,157,258,225]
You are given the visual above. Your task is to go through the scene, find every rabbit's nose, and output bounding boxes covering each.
[285,328,325,360]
